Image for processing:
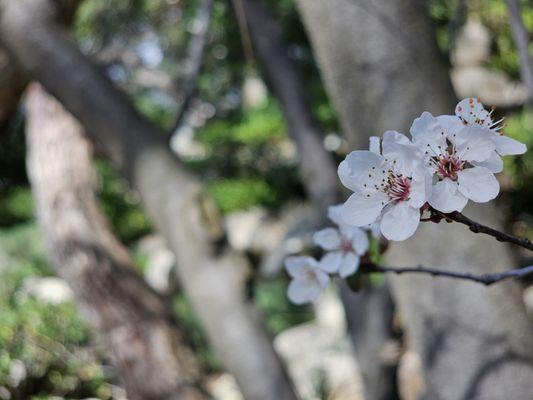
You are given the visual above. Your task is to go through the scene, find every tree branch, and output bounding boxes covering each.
[364,263,533,286]
[432,209,533,252]
[504,0,533,105]
[170,0,213,133]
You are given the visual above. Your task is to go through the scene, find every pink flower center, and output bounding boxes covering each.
[436,153,464,181]
[385,174,411,203]
[342,239,353,253]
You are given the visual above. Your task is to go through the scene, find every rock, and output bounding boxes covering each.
[224,208,267,251]
[136,235,176,293]
[7,360,26,388]
[19,277,73,305]
[523,285,533,321]
[205,373,244,400]
[274,290,364,400]
[451,18,527,106]
[452,19,490,68]
[242,74,268,109]
[397,349,425,400]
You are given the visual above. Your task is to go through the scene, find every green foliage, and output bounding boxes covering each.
[0,224,111,399]
[95,160,152,243]
[0,187,34,227]
[208,178,278,214]
[254,280,314,335]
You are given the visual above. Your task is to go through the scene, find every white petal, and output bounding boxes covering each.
[368,221,381,238]
[428,178,468,213]
[338,151,386,193]
[455,98,489,126]
[327,204,344,226]
[313,228,342,250]
[287,272,329,304]
[472,151,503,173]
[408,166,432,209]
[453,126,495,162]
[436,115,464,137]
[410,111,447,154]
[457,166,500,203]
[341,192,386,227]
[318,251,343,274]
[494,135,527,156]
[380,202,421,241]
[339,252,360,278]
[284,256,318,279]
[382,130,421,175]
[369,136,381,155]
[349,227,370,255]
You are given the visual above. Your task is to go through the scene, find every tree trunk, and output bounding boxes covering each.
[295,0,533,398]
[238,2,399,399]
[25,83,205,400]
[1,2,297,399]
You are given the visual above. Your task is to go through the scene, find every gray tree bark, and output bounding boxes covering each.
[504,0,533,105]
[238,2,399,399]
[0,1,297,399]
[295,0,533,399]
[25,83,205,400]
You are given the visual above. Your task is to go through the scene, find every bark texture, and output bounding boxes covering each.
[25,84,204,400]
[239,2,399,399]
[504,0,533,105]
[1,2,297,399]
[295,0,533,398]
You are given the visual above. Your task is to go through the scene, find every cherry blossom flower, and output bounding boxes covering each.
[338,132,430,241]
[410,111,499,213]
[454,98,526,172]
[284,256,330,304]
[313,205,370,278]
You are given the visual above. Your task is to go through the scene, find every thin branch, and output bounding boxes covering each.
[170,0,213,133]
[504,0,533,105]
[364,263,533,286]
[433,210,533,252]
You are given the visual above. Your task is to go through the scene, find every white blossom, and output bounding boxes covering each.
[410,111,499,213]
[338,132,430,241]
[455,98,526,172]
[313,205,370,278]
[284,256,330,304]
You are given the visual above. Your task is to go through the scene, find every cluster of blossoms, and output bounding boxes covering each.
[285,98,526,304]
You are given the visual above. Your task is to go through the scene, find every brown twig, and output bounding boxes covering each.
[363,263,533,286]
[430,209,533,252]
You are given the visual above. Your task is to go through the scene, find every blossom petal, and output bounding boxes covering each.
[457,166,499,203]
[455,98,490,126]
[284,256,318,279]
[349,227,370,255]
[493,135,527,156]
[453,126,495,162]
[369,136,381,155]
[318,251,343,274]
[410,111,447,154]
[380,202,420,241]
[472,151,503,173]
[313,228,342,250]
[287,272,329,304]
[409,166,432,209]
[341,192,386,227]
[327,204,344,227]
[338,151,386,193]
[339,252,360,278]
[382,130,421,175]
[436,115,464,137]
[428,178,468,213]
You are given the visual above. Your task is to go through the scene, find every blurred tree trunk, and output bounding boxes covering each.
[295,0,533,398]
[25,83,205,400]
[1,2,297,399]
[238,2,399,399]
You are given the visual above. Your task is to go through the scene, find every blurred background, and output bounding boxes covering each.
[0,0,532,399]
